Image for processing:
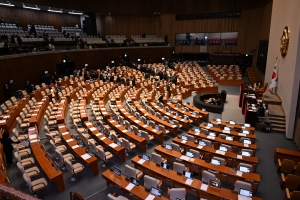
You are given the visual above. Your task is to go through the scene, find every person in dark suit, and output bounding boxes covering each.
[0,132,15,166]
[126,77,130,86]
[132,78,136,87]
[26,81,33,93]
[3,84,11,100]
[117,75,121,84]
[158,93,165,103]
[110,75,114,82]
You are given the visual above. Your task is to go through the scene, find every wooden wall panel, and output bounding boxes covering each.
[0,6,80,31]
[0,47,173,103]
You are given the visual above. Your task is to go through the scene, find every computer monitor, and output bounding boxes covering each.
[186,151,194,158]
[211,158,221,166]
[151,187,162,197]
[155,125,160,130]
[207,123,213,127]
[161,162,170,170]
[165,144,172,150]
[113,166,121,176]
[202,108,206,112]
[210,180,221,189]
[53,161,59,171]
[194,128,200,133]
[216,118,222,122]
[239,188,253,197]
[137,132,142,137]
[142,154,150,161]
[46,152,51,161]
[225,136,233,141]
[161,117,165,120]
[242,130,250,134]
[239,166,250,173]
[175,112,179,117]
[170,121,175,125]
[181,135,188,141]
[183,115,188,120]
[183,171,192,179]
[219,146,227,152]
[116,140,122,146]
[130,177,140,186]
[244,123,251,127]
[146,121,150,126]
[209,132,216,137]
[229,120,235,125]
[199,141,206,146]
[241,151,251,157]
[224,127,230,131]
[192,111,197,116]
[243,140,251,145]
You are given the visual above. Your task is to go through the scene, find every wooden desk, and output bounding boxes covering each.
[274,148,300,163]
[56,98,67,124]
[107,119,147,152]
[102,169,168,200]
[29,98,49,130]
[28,127,65,192]
[132,156,262,200]
[210,119,255,132]
[134,101,178,136]
[150,102,190,130]
[116,101,164,144]
[78,100,88,122]
[182,102,209,122]
[0,97,29,133]
[167,102,201,125]
[57,124,99,176]
[172,137,258,172]
[199,124,256,142]
[99,101,111,119]
[187,130,257,155]
[155,145,260,191]
[84,122,126,163]
[244,102,257,128]
[195,86,219,95]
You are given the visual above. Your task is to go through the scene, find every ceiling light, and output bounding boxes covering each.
[23,4,40,10]
[68,10,83,15]
[48,7,63,13]
[0,2,15,7]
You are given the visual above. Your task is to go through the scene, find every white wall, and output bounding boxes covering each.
[265,0,300,138]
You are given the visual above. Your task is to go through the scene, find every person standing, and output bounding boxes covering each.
[3,84,11,100]
[0,132,15,166]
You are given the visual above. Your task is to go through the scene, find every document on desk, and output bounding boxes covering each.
[145,194,155,200]
[96,133,102,136]
[125,183,135,191]
[138,159,146,165]
[81,153,91,160]
[200,183,208,191]
[238,133,246,137]
[134,120,140,123]
[207,136,215,140]
[205,126,211,129]
[122,130,128,133]
[180,155,190,161]
[0,120,6,123]
[29,135,37,140]
[237,155,243,159]
[195,132,200,135]
[72,145,80,149]
[216,150,226,155]
[223,130,230,134]
[100,137,106,140]
[185,178,193,185]
[181,140,187,144]
[236,171,243,176]
[244,144,249,147]
[102,112,108,115]
[116,125,121,128]
[62,132,69,135]
[58,125,65,128]
[109,143,118,149]
[66,138,74,143]
[143,125,147,128]
[238,194,252,200]
[197,145,204,149]
[90,127,97,131]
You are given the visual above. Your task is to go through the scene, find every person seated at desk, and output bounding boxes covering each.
[158,94,165,103]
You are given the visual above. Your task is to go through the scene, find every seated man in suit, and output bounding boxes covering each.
[158,94,165,103]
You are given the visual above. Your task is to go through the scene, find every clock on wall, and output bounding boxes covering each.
[280,26,290,58]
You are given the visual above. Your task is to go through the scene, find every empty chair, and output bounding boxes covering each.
[186,134,194,142]
[158,124,170,135]
[277,159,296,174]
[212,156,226,166]
[140,130,154,143]
[234,180,252,192]
[171,142,184,153]
[190,149,200,159]
[238,163,253,173]
[168,188,186,200]
[151,152,166,165]
[16,117,30,129]
[82,134,96,148]
[281,174,300,190]
[44,115,57,126]
[13,145,31,158]
[173,162,186,175]
[220,144,232,152]
[97,149,113,167]
[294,162,300,176]
[44,125,59,137]
[14,152,35,168]
[144,175,162,190]
[12,128,28,141]
[65,159,85,181]
[46,133,61,145]
[201,128,208,135]
[125,164,143,179]
[107,193,129,200]
[55,149,74,170]
[240,149,254,157]
[50,140,67,153]
[23,173,47,196]
[89,142,104,155]
[285,189,300,200]
[201,139,212,147]
[122,138,136,156]
[17,162,40,178]
[202,170,217,184]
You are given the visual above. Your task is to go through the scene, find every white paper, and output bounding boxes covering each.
[116,125,121,128]
[134,120,140,123]
[244,144,249,147]
[145,194,155,200]
[236,171,243,176]
[58,125,65,128]
[125,183,135,191]
[216,150,226,155]
[238,194,252,200]
[180,155,190,161]
[138,159,146,165]
[109,143,118,148]
[30,139,38,143]
[153,129,157,132]
[66,138,74,142]
[223,130,230,134]
[197,145,203,149]
[96,133,102,136]
[143,125,147,128]
[81,153,91,160]
[207,136,215,140]
[32,114,38,116]
[62,132,69,135]
[185,178,193,185]
[72,145,80,149]
[90,127,96,131]
[0,120,6,123]
[238,133,246,137]
[29,135,37,139]
[205,126,211,129]
[122,130,128,133]
[29,127,36,131]
[237,155,243,159]
[200,183,208,191]
[100,137,106,140]
[181,140,187,144]
[102,112,108,115]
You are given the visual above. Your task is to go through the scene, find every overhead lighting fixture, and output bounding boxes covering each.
[68,10,83,15]
[48,7,63,13]
[0,1,15,7]
[23,3,40,10]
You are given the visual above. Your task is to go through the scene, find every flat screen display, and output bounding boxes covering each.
[113,166,121,176]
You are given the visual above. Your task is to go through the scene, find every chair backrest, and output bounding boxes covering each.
[190,149,200,158]
[17,162,25,174]
[202,139,212,147]
[23,173,33,192]
[202,170,216,183]
[220,144,232,152]
[151,152,162,165]
[212,156,226,166]
[238,163,253,173]
[14,152,21,162]
[240,149,253,157]
[97,149,106,161]
[169,188,186,200]
[171,142,181,152]
[122,139,130,150]
[65,160,74,174]
[158,124,166,134]
[201,128,208,134]
[285,174,300,190]
[125,164,137,178]
[141,130,149,141]
[234,180,252,192]
[111,132,119,143]
[55,149,64,163]
[186,134,194,142]
[294,162,300,176]
[281,159,296,174]
[144,175,158,190]
[173,162,185,174]
[290,191,300,200]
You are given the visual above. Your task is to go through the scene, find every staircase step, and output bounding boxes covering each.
[271,124,286,129]
[272,127,286,133]
[268,104,285,118]
[269,120,285,125]
[269,116,286,120]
